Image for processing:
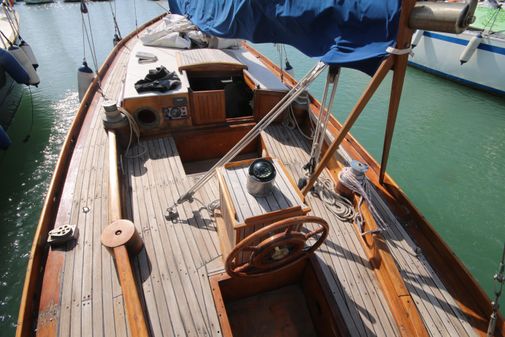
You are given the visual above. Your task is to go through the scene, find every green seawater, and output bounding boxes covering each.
[0,2,504,335]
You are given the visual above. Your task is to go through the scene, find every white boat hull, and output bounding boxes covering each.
[409,30,505,95]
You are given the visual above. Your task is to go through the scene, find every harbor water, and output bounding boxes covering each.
[0,1,504,334]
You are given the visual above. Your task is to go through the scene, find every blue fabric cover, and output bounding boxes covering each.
[0,48,30,85]
[167,0,401,75]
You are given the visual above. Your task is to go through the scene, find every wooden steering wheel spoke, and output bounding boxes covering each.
[233,262,252,273]
[225,216,329,278]
[304,226,326,240]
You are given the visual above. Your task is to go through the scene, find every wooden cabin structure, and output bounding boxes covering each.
[15,7,504,337]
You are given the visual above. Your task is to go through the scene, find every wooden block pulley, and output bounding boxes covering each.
[101,219,143,255]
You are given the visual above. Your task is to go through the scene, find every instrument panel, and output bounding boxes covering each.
[122,93,192,134]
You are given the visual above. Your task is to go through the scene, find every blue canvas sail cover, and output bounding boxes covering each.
[167,0,401,75]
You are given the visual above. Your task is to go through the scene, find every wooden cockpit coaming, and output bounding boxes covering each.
[210,257,349,337]
[15,14,505,337]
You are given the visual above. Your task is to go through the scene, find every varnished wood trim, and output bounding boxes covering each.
[107,131,149,337]
[217,168,238,226]
[277,159,306,203]
[113,245,149,337]
[209,274,234,337]
[108,131,122,222]
[15,13,167,337]
[243,71,257,91]
[241,205,304,228]
[358,202,429,337]
[244,40,504,337]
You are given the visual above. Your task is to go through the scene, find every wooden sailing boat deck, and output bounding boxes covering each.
[25,15,499,337]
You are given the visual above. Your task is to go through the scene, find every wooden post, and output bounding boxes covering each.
[108,131,122,222]
[103,130,149,337]
[301,55,394,196]
[379,0,417,184]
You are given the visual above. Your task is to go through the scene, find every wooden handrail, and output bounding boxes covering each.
[105,130,149,337]
[108,131,122,222]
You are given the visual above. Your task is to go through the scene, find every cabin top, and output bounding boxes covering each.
[123,43,191,99]
[228,49,289,91]
[176,48,247,72]
[122,42,288,101]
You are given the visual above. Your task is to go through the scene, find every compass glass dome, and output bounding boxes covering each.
[248,159,276,182]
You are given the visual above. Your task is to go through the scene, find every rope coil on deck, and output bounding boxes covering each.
[338,164,390,235]
[312,178,355,222]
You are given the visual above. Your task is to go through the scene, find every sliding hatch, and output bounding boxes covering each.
[177,49,254,123]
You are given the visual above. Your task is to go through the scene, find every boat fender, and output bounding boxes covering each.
[285,59,294,77]
[78,61,95,101]
[0,125,12,150]
[0,49,30,85]
[459,33,482,65]
[113,33,122,46]
[19,40,39,70]
[411,30,424,48]
[8,45,40,86]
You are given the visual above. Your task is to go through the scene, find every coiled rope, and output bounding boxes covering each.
[312,178,355,222]
[117,106,146,158]
[338,165,390,235]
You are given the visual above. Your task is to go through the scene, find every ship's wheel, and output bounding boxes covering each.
[225,216,329,278]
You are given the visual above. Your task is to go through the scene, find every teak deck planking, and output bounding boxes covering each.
[28,21,483,337]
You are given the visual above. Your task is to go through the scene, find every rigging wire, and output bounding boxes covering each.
[133,0,139,37]
[0,29,13,47]
[80,1,104,96]
[108,0,122,43]
[153,1,171,13]
[482,5,502,33]
[0,29,9,49]
[2,3,19,39]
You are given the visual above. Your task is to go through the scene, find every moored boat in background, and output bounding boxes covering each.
[409,1,505,95]
[0,1,40,149]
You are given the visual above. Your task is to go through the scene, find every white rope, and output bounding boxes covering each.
[338,166,390,235]
[282,105,314,140]
[192,197,220,217]
[305,68,339,175]
[117,106,146,158]
[312,178,355,222]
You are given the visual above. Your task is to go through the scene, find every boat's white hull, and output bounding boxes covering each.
[409,30,505,95]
